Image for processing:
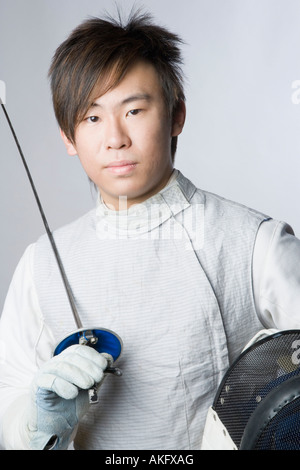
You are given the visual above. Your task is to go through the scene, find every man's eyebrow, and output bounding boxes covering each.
[121,93,152,105]
[90,93,152,108]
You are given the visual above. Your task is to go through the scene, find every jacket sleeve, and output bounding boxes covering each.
[253,219,300,329]
[0,243,55,449]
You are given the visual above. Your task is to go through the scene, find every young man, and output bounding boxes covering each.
[0,11,300,450]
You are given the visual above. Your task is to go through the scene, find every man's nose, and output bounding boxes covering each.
[105,118,131,150]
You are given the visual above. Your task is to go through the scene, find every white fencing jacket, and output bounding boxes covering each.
[0,170,300,450]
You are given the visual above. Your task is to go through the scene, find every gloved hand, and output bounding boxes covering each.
[25,344,112,450]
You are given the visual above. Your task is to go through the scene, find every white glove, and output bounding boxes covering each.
[25,344,112,450]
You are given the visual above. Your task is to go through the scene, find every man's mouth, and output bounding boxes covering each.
[106,161,138,175]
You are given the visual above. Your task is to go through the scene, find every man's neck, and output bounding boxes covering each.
[100,169,178,211]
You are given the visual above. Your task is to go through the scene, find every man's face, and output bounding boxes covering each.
[61,61,185,210]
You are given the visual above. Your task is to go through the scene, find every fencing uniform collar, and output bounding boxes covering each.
[95,170,197,237]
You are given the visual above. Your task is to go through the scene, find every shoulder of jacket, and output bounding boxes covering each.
[35,208,97,257]
[192,187,270,221]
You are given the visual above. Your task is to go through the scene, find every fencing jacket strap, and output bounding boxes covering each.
[33,171,268,450]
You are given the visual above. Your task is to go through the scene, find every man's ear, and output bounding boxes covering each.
[60,129,77,156]
[171,100,186,137]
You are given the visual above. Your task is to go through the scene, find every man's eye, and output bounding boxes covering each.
[86,116,99,123]
[127,109,141,117]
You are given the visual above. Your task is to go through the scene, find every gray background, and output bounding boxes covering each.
[1,0,300,310]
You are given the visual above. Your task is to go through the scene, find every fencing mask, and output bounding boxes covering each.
[201,329,300,450]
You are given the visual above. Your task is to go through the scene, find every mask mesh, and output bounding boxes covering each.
[213,330,300,449]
